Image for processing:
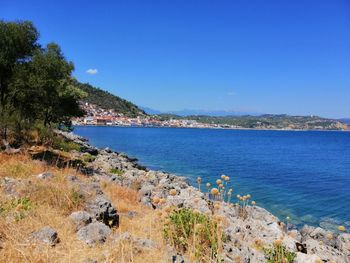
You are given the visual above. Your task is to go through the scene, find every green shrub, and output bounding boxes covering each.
[264,241,296,263]
[70,189,85,206]
[81,153,96,163]
[163,208,222,262]
[110,168,124,176]
[52,136,81,152]
[0,198,34,221]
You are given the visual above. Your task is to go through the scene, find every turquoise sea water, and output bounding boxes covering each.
[74,126,350,230]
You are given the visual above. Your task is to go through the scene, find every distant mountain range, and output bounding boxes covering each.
[339,118,350,125]
[140,107,259,117]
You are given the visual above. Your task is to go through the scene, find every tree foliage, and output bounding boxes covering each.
[0,20,85,140]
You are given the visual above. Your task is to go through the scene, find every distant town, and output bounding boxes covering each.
[72,102,225,129]
[72,102,350,131]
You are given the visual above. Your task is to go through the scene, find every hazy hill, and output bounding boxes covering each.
[156,114,349,130]
[339,118,350,125]
[77,82,145,117]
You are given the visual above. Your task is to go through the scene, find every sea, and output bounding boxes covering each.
[74,126,350,230]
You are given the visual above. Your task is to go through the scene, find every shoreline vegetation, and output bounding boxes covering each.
[1,20,349,262]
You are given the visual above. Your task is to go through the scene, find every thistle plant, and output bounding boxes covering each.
[197,177,202,191]
[163,208,223,262]
[169,189,177,196]
[227,189,233,203]
[338,225,346,232]
[264,239,296,263]
[206,183,211,197]
[236,194,252,219]
[210,188,219,201]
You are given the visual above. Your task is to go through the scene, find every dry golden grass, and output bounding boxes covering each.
[0,153,171,263]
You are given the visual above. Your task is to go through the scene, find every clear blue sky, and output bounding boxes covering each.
[2,0,350,118]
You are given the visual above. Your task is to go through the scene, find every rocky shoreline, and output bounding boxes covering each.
[2,130,348,262]
[54,130,349,263]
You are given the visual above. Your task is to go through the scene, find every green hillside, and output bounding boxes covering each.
[77,82,145,117]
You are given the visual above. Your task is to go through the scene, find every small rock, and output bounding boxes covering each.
[70,211,92,230]
[84,147,99,156]
[294,252,321,263]
[77,222,112,245]
[134,237,156,249]
[111,232,132,243]
[87,196,119,227]
[30,226,58,246]
[66,175,79,182]
[127,211,138,218]
[104,147,112,153]
[37,172,54,180]
[172,253,187,263]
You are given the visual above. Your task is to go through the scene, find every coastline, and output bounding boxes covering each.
[74,124,350,132]
[57,130,350,262]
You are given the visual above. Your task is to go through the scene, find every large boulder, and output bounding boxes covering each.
[77,222,112,245]
[87,196,119,227]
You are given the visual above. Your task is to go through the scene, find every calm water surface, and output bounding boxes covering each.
[74,126,350,229]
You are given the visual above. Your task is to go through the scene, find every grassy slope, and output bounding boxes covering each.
[0,153,166,263]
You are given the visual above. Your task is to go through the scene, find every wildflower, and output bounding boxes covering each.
[152,197,160,204]
[221,175,226,179]
[169,189,177,196]
[164,206,172,213]
[273,239,282,246]
[326,233,333,240]
[216,179,222,185]
[213,214,223,221]
[206,183,211,188]
[247,194,251,198]
[214,203,221,210]
[224,176,230,181]
[251,201,256,205]
[228,188,233,193]
[194,223,203,231]
[237,194,241,199]
[338,225,346,232]
[211,188,219,195]
[159,198,166,204]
